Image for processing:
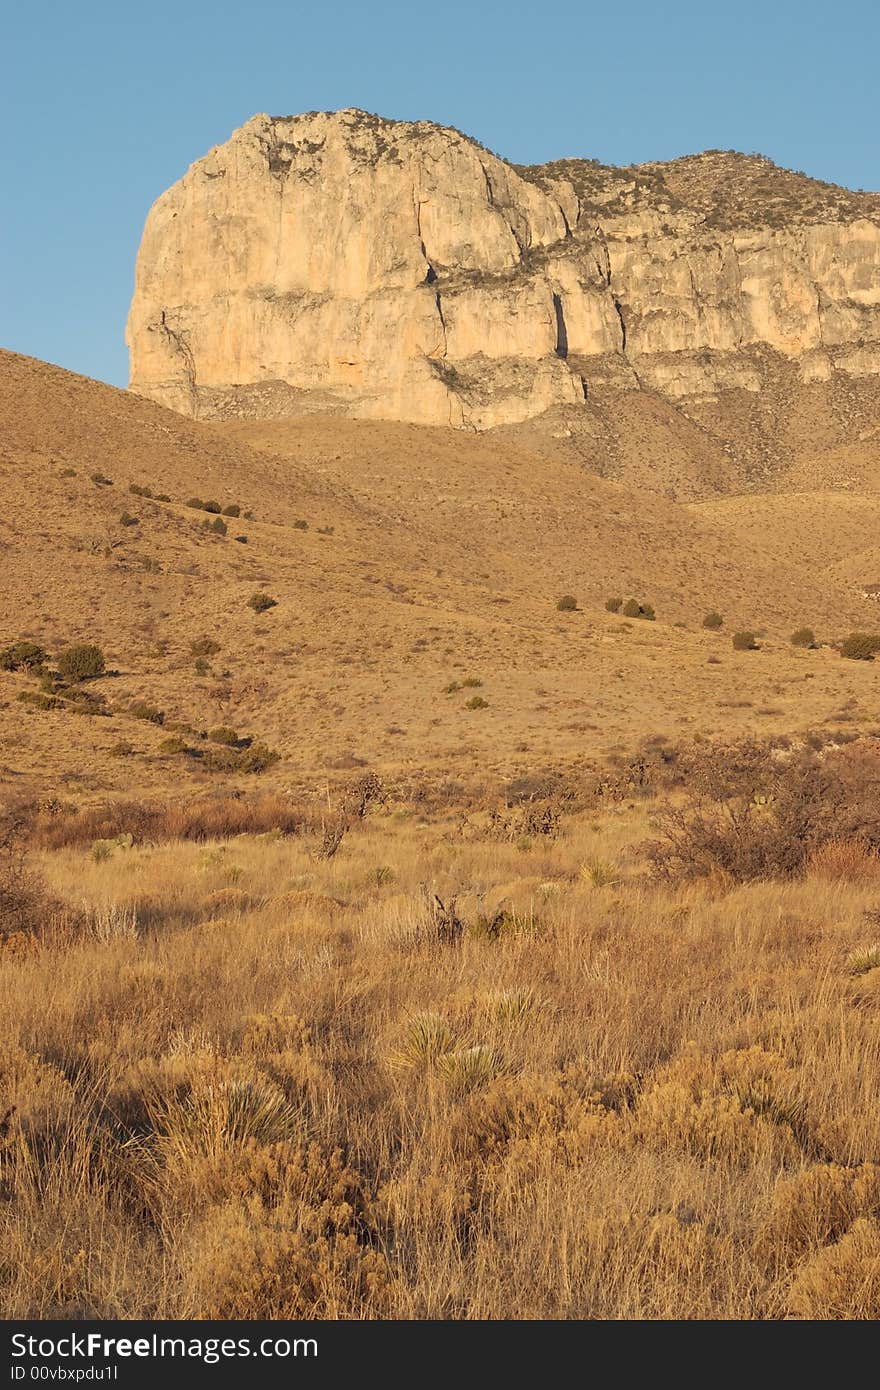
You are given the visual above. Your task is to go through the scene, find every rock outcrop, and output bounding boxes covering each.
[127,109,880,428]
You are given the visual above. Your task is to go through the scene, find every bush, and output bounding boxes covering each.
[109,741,136,757]
[194,658,210,676]
[119,512,139,527]
[461,677,483,689]
[605,596,623,613]
[186,497,205,510]
[204,741,281,774]
[623,599,655,620]
[222,504,241,517]
[0,641,47,671]
[791,627,817,648]
[159,735,190,755]
[129,702,164,724]
[293,519,309,531]
[732,631,758,651]
[206,516,227,536]
[703,611,723,630]
[465,696,489,710]
[248,593,277,612]
[209,726,239,746]
[841,633,880,661]
[56,644,106,682]
[190,638,221,657]
[17,691,58,710]
[90,472,113,486]
[128,483,153,498]
[556,595,577,612]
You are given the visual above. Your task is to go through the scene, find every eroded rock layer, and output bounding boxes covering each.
[127,110,880,427]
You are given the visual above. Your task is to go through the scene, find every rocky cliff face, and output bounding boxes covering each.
[127,109,880,428]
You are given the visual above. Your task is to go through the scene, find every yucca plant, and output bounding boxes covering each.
[388,1012,457,1071]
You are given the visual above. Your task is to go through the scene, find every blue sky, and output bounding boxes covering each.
[3,0,878,388]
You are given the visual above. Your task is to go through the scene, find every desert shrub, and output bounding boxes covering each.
[791,627,816,648]
[222,504,241,517]
[56,644,105,682]
[703,611,723,630]
[190,638,221,657]
[17,691,58,710]
[204,742,280,774]
[465,696,489,710]
[443,682,460,694]
[109,741,136,758]
[841,633,880,661]
[155,493,171,503]
[129,702,164,724]
[645,737,880,882]
[205,517,227,536]
[128,483,153,498]
[293,519,309,531]
[159,736,189,755]
[732,631,758,651]
[623,599,655,620]
[461,677,483,689]
[90,472,112,486]
[203,500,222,514]
[248,593,277,613]
[186,497,205,510]
[194,658,210,676]
[317,525,335,536]
[208,726,239,746]
[605,596,623,613]
[119,512,139,527]
[0,816,73,944]
[556,595,577,611]
[0,641,47,671]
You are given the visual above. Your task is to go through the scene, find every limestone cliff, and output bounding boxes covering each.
[127,110,880,428]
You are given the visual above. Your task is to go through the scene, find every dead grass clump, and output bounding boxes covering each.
[806,839,880,884]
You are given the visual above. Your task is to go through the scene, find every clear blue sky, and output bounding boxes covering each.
[3,0,878,388]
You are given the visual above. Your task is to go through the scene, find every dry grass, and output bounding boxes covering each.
[2,802,880,1319]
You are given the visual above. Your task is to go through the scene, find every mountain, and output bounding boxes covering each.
[127,108,880,439]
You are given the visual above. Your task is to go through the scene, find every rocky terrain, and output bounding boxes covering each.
[128,109,880,430]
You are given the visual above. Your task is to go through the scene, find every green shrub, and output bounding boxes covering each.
[209,726,239,746]
[791,627,817,648]
[56,644,106,682]
[0,641,47,671]
[248,592,277,612]
[17,690,58,710]
[556,594,577,611]
[159,736,189,755]
[605,596,623,613]
[205,516,227,536]
[222,504,241,517]
[732,631,759,651]
[129,702,164,724]
[703,611,723,630]
[203,500,222,514]
[840,633,880,661]
[203,741,280,774]
[186,497,204,510]
[465,696,489,710]
[623,599,655,620]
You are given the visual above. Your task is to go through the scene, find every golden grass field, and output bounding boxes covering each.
[4,348,880,1318]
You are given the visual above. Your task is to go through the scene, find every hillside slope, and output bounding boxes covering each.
[2,348,880,802]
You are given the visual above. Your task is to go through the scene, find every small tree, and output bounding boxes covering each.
[57,644,106,682]
[791,627,816,648]
[703,611,723,630]
[0,641,47,671]
[732,631,758,651]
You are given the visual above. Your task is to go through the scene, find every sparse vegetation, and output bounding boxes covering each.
[732,631,759,651]
[791,627,817,648]
[556,594,577,611]
[623,599,655,620]
[703,610,724,629]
